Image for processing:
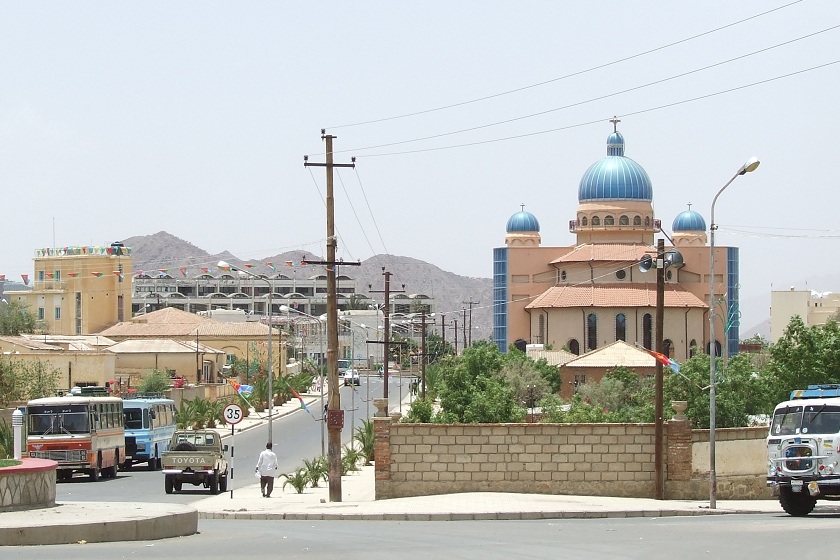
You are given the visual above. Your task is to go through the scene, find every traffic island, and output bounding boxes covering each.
[0,502,198,546]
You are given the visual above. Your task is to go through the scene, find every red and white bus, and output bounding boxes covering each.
[26,394,125,481]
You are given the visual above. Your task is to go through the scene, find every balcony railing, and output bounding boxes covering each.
[569,219,661,233]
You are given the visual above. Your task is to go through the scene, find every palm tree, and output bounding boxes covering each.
[341,445,362,475]
[302,456,329,488]
[281,468,309,494]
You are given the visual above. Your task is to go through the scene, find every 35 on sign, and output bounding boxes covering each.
[223,404,244,424]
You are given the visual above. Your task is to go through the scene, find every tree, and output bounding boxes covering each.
[0,356,60,405]
[0,300,41,335]
[137,370,171,394]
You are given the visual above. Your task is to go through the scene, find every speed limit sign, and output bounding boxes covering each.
[223,403,244,425]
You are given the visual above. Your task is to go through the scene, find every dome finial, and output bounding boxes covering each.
[520,203,525,212]
[610,115,621,133]
[687,202,692,211]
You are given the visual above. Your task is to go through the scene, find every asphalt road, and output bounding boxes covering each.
[56,376,413,504]
[6,514,840,559]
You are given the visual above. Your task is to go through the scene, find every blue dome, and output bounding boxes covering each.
[506,210,540,233]
[578,131,653,202]
[672,209,707,232]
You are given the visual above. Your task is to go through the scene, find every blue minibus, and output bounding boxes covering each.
[122,396,176,470]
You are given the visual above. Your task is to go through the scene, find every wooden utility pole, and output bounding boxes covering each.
[420,312,427,399]
[303,130,355,503]
[654,238,665,500]
[463,299,479,346]
[369,269,404,399]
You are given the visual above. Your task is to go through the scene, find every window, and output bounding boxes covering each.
[616,270,626,280]
[689,340,697,357]
[38,307,45,320]
[619,215,629,226]
[616,313,626,341]
[587,313,598,351]
[561,270,567,281]
[664,339,673,358]
[38,270,45,281]
[643,313,653,350]
[581,217,588,226]
[592,216,601,226]
[538,314,545,344]
[54,270,61,281]
[707,340,722,357]
[568,339,580,355]
[55,307,61,320]
[633,215,642,226]
[645,216,651,226]
[604,215,615,226]
[574,373,587,390]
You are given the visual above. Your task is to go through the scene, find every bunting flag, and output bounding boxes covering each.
[218,263,230,272]
[326,265,335,272]
[67,272,79,278]
[0,275,5,281]
[113,271,124,280]
[642,348,680,373]
[244,263,253,268]
[45,272,54,279]
[300,259,308,266]
[21,274,29,285]
[285,261,293,267]
[91,272,103,278]
[179,267,188,277]
[200,267,210,274]
[158,269,170,275]
[265,262,276,272]
[290,387,309,412]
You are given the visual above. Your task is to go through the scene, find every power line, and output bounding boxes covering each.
[327,0,803,129]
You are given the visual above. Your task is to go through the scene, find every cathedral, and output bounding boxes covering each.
[492,121,739,363]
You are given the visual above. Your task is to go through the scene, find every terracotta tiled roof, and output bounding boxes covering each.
[130,307,214,325]
[526,348,577,366]
[563,340,658,368]
[550,244,653,264]
[526,283,706,309]
[99,309,277,338]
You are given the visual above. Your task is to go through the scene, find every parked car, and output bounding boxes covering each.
[343,369,360,386]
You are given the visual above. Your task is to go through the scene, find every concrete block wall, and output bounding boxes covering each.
[376,422,658,500]
[0,458,57,512]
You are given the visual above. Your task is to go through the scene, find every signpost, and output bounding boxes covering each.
[223,404,243,498]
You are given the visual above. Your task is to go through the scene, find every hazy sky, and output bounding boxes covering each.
[1,1,837,331]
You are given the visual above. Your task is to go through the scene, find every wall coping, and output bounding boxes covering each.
[0,458,58,475]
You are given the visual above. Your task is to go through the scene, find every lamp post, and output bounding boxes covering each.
[708,156,759,509]
[281,305,326,457]
[218,261,274,443]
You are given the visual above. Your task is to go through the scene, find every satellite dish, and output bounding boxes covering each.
[639,254,653,273]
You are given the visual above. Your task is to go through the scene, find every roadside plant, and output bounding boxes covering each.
[137,369,171,394]
[0,419,12,459]
[281,468,309,494]
[402,397,434,424]
[205,398,228,428]
[174,400,191,429]
[353,420,375,465]
[302,456,329,488]
[341,445,362,475]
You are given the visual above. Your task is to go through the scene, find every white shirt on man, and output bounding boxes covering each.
[256,447,278,477]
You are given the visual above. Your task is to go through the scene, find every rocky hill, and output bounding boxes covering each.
[123,232,494,342]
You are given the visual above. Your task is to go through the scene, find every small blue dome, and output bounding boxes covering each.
[578,131,653,202]
[506,210,540,233]
[673,209,707,232]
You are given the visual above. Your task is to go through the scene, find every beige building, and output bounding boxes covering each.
[106,339,227,387]
[0,335,117,390]
[98,307,287,381]
[5,243,133,335]
[558,340,657,399]
[770,287,840,342]
[494,123,740,368]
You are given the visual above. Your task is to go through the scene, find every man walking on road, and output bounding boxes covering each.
[256,442,278,497]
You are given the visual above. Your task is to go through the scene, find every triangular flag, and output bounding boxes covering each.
[290,387,309,412]
[179,267,188,277]
[200,267,210,274]
[45,272,54,279]
[285,261,293,267]
[218,263,231,272]
[67,272,79,278]
[244,263,253,268]
[91,272,103,278]
[0,275,5,281]
[21,274,29,285]
[265,262,275,271]
[642,347,680,373]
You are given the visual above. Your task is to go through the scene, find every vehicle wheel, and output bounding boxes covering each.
[165,475,174,494]
[780,486,817,516]
[122,460,133,471]
[209,473,219,494]
[57,470,71,482]
[105,454,118,478]
[219,473,228,492]
[174,481,182,492]
[90,453,102,481]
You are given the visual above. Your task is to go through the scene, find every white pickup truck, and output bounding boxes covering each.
[161,430,229,495]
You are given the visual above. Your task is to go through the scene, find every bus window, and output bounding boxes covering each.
[124,408,143,430]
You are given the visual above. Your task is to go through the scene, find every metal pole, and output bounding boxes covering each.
[708,158,759,509]
[654,239,665,500]
[320,319,325,457]
[267,281,273,444]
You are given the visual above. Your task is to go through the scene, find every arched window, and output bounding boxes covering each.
[663,339,673,358]
[707,340,722,357]
[568,339,580,355]
[560,270,567,281]
[581,217,588,226]
[643,313,653,350]
[615,313,626,341]
[538,314,545,345]
[689,339,697,357]
[619,215,629,226]
[587,313,598,351]
[604,215,615,226]
[644,216,651,226]
[633,215,642,226]
[592,216,601,226]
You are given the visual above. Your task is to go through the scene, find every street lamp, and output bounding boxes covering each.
[280,305,326,457]
[708,156,759,509]
[219,260,274,444]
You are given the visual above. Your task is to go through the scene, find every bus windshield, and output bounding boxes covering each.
[802,404,840,435]
[28,404,90,435]
[124,408,144,430]
[771,405,803,436]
